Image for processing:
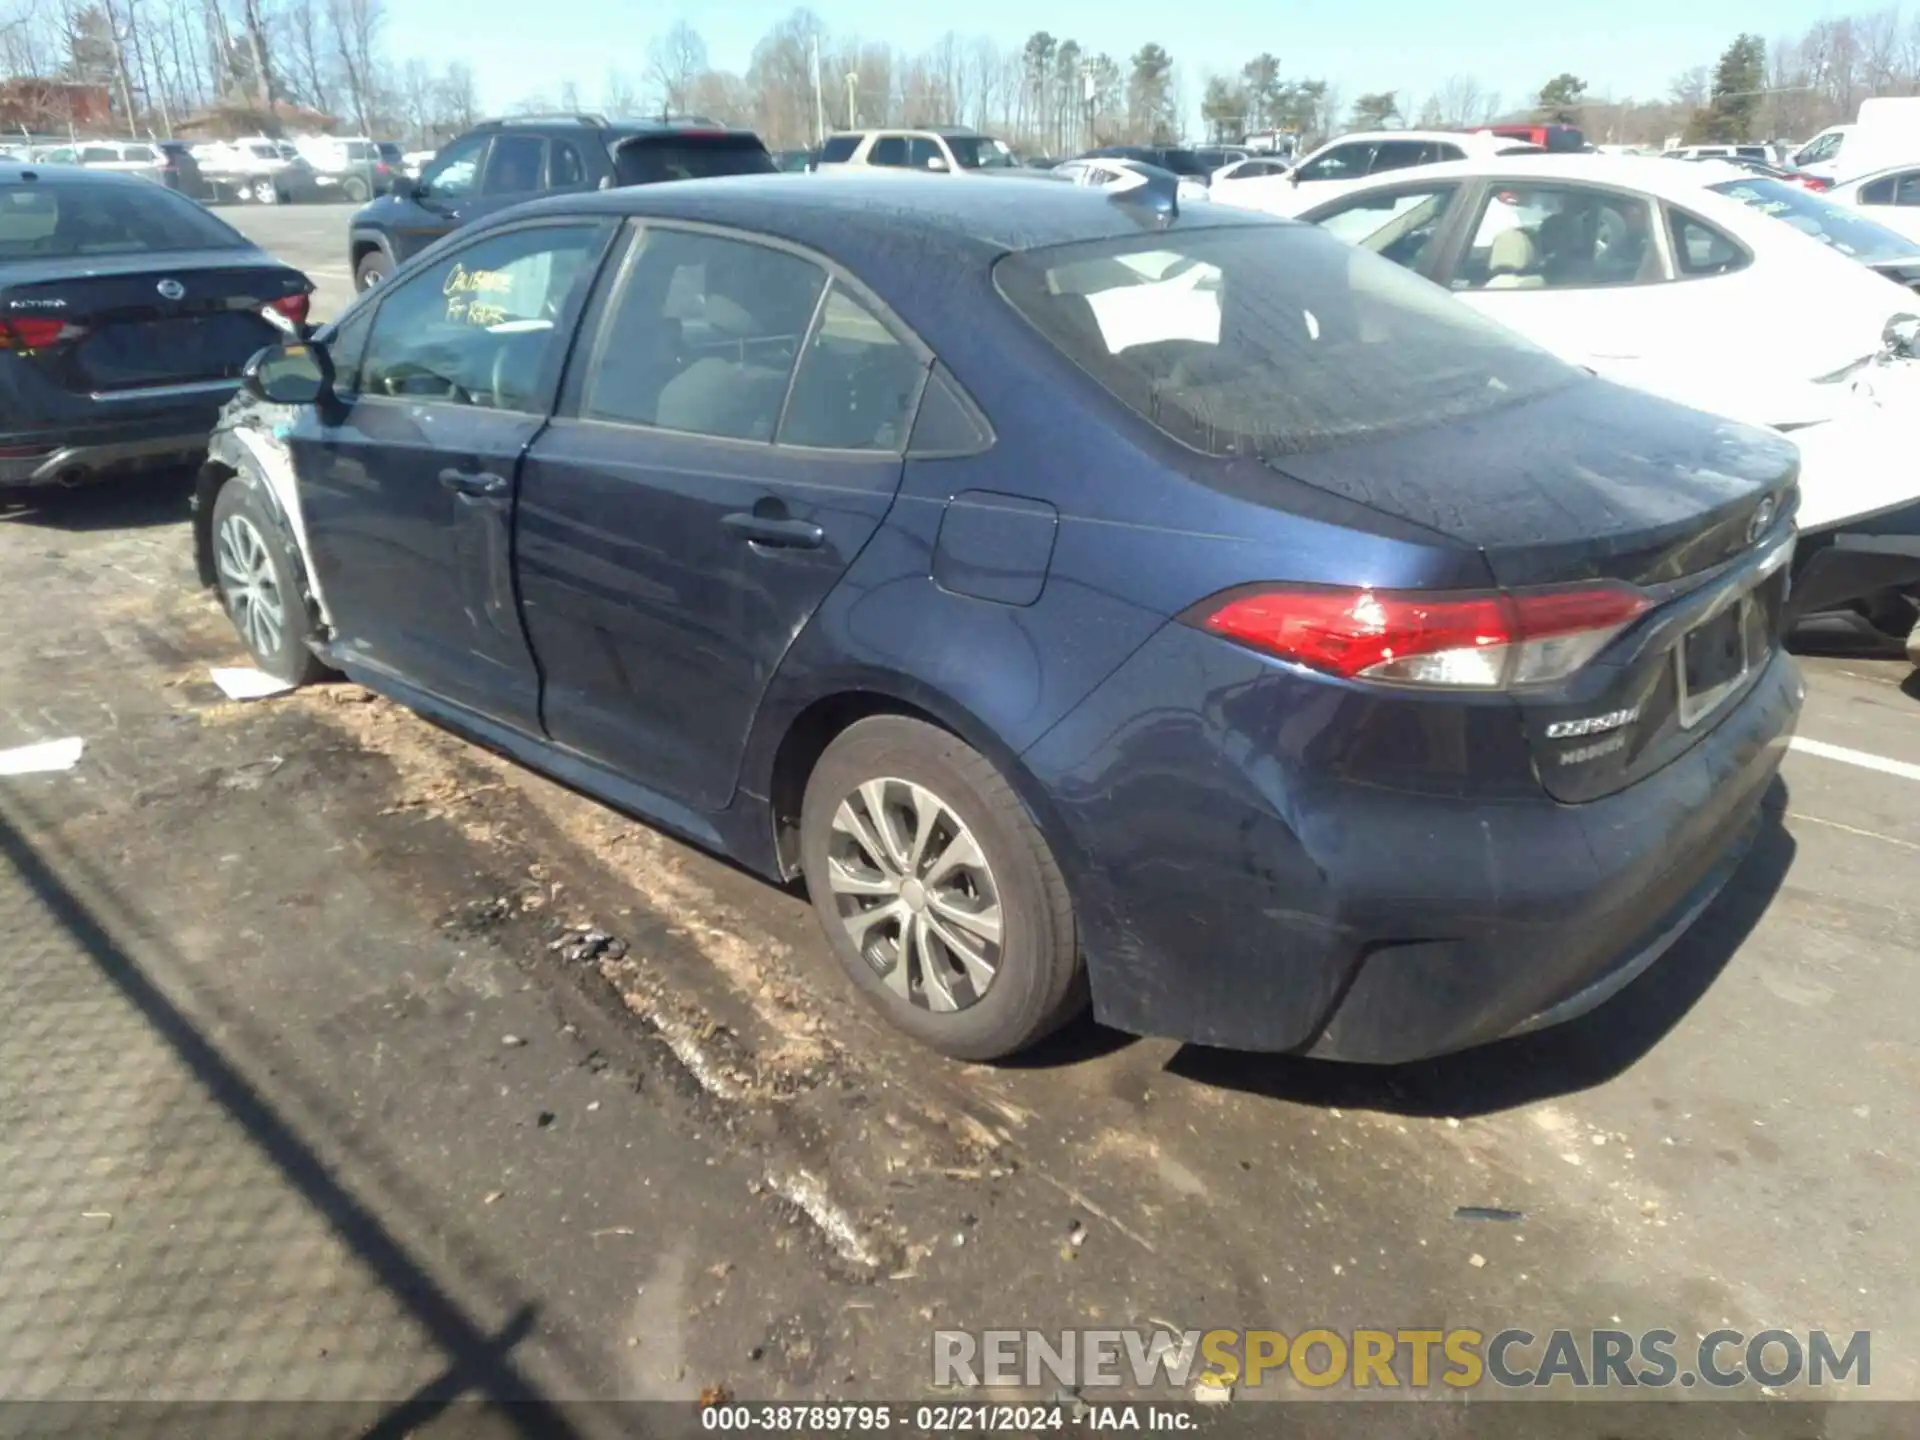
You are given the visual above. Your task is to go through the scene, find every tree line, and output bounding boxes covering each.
[2,0,1919,150]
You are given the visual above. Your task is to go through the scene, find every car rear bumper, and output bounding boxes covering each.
[1023,627,1801,1062]
[1,396,231,486]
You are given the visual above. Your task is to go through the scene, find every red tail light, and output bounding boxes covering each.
[264,292,311,325]
[0,316,81,350]
[1189,582,1650,689]
[1797,175,1831,192]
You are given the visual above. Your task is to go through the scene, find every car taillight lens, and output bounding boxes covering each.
[264,293,311,325]
[0,316,81,350]
[1188,582,1651,689]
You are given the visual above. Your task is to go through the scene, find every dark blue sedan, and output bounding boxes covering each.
[195,172,1804,1062]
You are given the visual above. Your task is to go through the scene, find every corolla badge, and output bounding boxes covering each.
[156,278,186,300]
[1747,497,1776,545]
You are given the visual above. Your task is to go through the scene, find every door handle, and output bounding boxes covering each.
[439,467,508,498]
[722,512,826,549]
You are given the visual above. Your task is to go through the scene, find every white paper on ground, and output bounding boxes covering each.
[0,736,84,776]
[210,666,294,701]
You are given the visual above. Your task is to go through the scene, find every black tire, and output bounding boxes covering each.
[355,249,393,291]
[209,477,329,687]
[341,175,370,204]
[799,715,1085,1060]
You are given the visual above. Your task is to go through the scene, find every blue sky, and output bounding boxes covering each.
[384,0,1824,127]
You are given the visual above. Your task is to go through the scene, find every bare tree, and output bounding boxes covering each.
[602,67,637,115]
[1435,72,1484,126]
[280,0,330,112]
[436,60,478,131]
[648,19,707,114]
[327,0,380,131]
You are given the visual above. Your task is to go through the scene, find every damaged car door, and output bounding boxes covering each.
[290,219,614,731]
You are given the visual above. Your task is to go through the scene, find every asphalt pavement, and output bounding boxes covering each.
[0,201,1914,1422]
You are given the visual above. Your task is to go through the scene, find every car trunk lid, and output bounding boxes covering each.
[1263,378,1800,801]
[1,250,307,393]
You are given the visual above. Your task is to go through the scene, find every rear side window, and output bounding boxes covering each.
[0,179,246,259]
[613,135,776,184]
[551,139,587,187]
[581,228,824,440]
[819,135,861,163]
[1368,141,1429,174]
[80,146,118,163]
[1668,209,1751,276]
[995,227,1577,459]
[778,286,925,450]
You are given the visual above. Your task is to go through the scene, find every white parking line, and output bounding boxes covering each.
[1790,736,1920,783]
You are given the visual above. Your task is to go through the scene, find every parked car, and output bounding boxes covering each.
[289,134,395,204]
[0,162,312,490]
[194,138,318,205]
[1295,153,1920,642]
[1078,145,1216,186]
[28,140,166,184]
[154,139,210,198]
[1211,155,1293,184]
[1051,156,1210,205]
[198,171,1799,1063]
[813,127,1018,173]
[1826,163,1920,243]
[1212,128,1542,217]
[347,113,776,290]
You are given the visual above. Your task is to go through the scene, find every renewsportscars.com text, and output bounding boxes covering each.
[933,1327,1871,1391]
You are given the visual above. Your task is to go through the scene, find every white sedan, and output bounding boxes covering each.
[1295,153,1920,636]
[1825,163,1920,244]
[1051,157,1210,206]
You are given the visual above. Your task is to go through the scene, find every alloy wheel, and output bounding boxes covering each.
[826,777,1003,1012]
[215,512,286,659]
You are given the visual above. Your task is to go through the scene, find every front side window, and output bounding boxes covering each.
[483,135,544,195]
[869,136,909,167]
[995,226,1578,459]
[907,137,945,170]
[581,227,825,440]
[1708,176,1920,265]
[419,134,486,200]
[818,134,861,163]
[359,223,603,411]
[1295,143,1373,183]
[80,146,117,164]
[778,286,924,450]
[1309,185,1459,271]
[1454,184,1656,290]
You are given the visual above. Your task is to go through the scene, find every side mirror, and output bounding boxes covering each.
[1289,170,1302,186]
[243,340,335,407]
[386,172,416,198]
[925,155,949,172]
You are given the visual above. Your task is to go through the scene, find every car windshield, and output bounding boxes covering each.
[996,225,1578,458]
[1707,176,1920,265]
[0,178,248,259]
[613,135,777,184]
[947,135,1017,169]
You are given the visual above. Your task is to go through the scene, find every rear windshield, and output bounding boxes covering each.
[1707,176,1920,265]
[995,225,1578,458]
[947,134,1017,170]
[0,179,248,259]
[614,134,776,184]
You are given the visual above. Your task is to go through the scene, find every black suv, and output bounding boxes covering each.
[346,113,777,291]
